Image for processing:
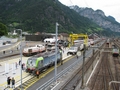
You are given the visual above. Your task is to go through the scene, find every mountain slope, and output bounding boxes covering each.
[70,5,120,32]
[0,0,102,34]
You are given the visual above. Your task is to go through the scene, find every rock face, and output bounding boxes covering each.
[70,5,120,32]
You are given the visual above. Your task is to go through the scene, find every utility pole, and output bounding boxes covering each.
[55,22,59,82]
[81,44,86,89]
[20,30,22,90]
[16,29,23,90]
[92,49,95,70]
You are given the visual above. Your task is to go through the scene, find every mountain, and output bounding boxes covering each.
[70,5,120,32]
[0,0,103,34]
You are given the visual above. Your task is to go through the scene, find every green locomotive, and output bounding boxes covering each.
[26,50,62,75]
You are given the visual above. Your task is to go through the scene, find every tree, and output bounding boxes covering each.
[0,22,8,36]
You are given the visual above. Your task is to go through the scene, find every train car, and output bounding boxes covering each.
[106,39,110,44]
[46,43,55,51]
[44,38,59,45]
[23,44,46,56]
[26,50,62,75]
[112,48,119,57]
[90,40,94,45]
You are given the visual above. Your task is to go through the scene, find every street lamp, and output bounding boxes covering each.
[16,29,23,90]
[55,22,59,82]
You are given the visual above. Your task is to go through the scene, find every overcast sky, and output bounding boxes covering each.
[59,0,120,23]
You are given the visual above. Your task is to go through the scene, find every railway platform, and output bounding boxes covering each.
[0,47,72,90]
[0,57,29,90]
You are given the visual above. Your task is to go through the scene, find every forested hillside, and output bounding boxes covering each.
[0,0,103,34]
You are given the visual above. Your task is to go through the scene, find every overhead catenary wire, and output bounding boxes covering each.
[69,0,90,7]
[69,0,74,5]
[84,0,90,7]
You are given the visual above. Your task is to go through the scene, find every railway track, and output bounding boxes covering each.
[59,40,120,90]
[87,40,120,90]
[58,40,106,90]
[59,45,102,90]
[113,56,120,89]
[89,52,116,90]
[113,39,120,89]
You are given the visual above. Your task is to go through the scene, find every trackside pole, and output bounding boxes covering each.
[81,44,86,89]
[54,22,59,82]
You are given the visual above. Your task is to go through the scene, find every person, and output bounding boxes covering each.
[61,60,63,65]
[7,77,11,88]
[17,47,18,50]
[19,59,21,65]
[10,50,13,53]
[36,70,39,78]
[11,77,15,88]
[3,51,5,54]
[22,63,24,70]
[76,55,78,59]
[15,62,17,69]
[22,63,25,70]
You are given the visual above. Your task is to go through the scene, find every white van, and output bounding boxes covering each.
[67,46,78,55]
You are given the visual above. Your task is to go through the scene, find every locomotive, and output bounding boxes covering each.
[112,48,119,57]
[26,50,62,75]
[23,44,46,56]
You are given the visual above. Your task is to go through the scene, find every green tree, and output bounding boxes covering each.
[0,22,8,36]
